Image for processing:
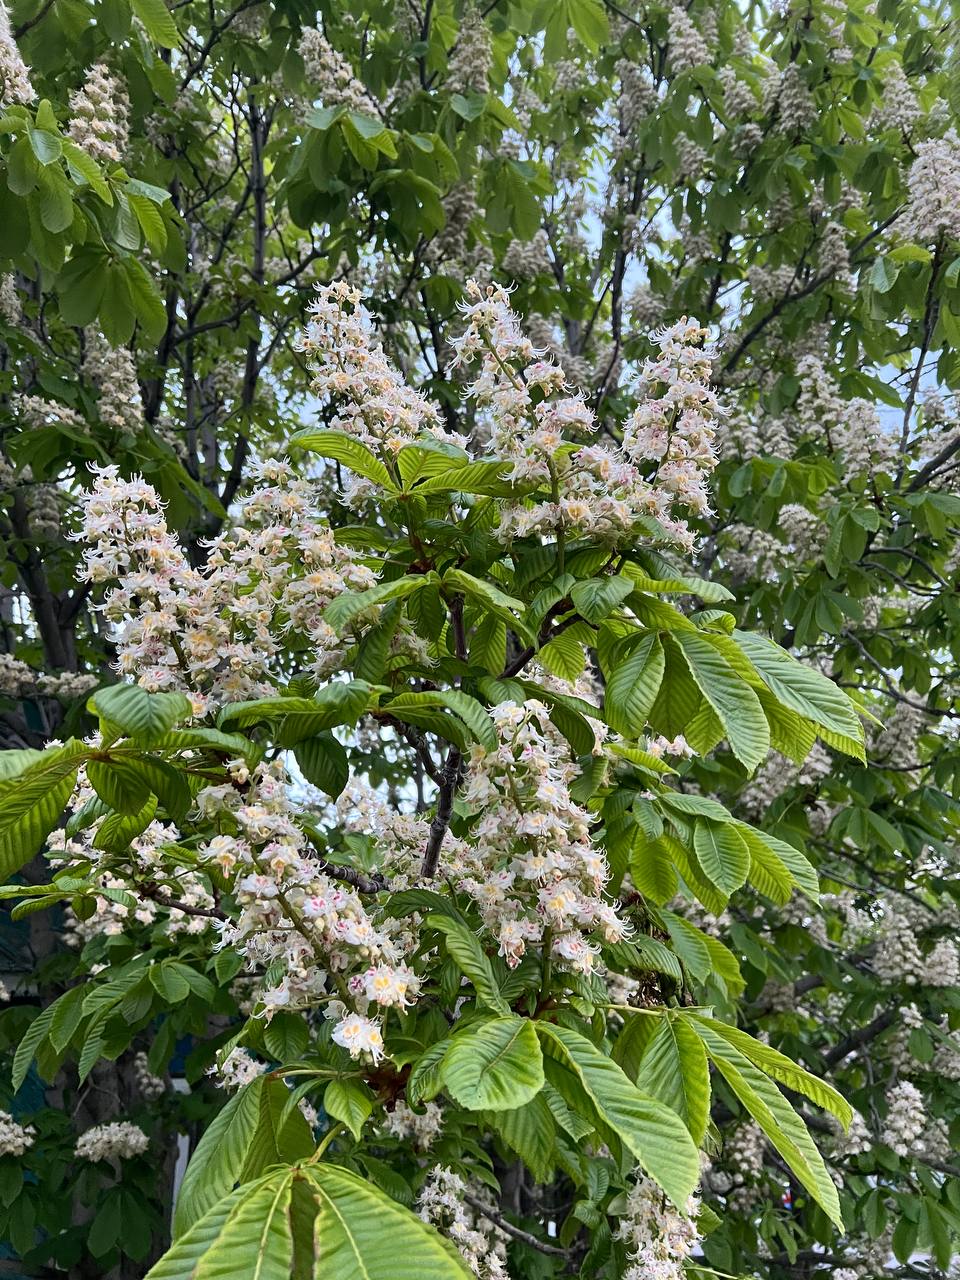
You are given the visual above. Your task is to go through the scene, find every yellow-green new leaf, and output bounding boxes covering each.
[441,1015,544,1110]
[688,1015,851,1127]
[689,1018,843,1227]
[672,631,770,771]
[536,1022,700,1208]
[635,1015,711,1146]
[304,1163,475,1279]
[287,428,396,491]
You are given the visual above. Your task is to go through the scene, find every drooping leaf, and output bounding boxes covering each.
[536,1022,700,1207]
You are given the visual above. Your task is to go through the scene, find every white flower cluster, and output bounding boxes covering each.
[381,1100,444,1150]
[872,61,920,135]
[616,1174,701,1280]
[502,230,552,280]
[83,330,143,434]
[77,458,375,702]
[900,130,960,245]
[214,1047,267,1091]
[417,1166,508,1280]
[75,1121,149,1162]
[738,743,831,819]
[453,282,720,550]
[299,28,375,117]
[446,7,492,96]
[833,1109,872,1158]
[67,63,129,164]
[872,700,928,771]
[460,700,628,973]
[791,355,896,481]
[667,5,711,72]
[617,57,657,134]
[133,1051,166,1101]
[0,271,20,324]
[770,63,816,134]
[16,394,88,435]
[0,653,97,701]
[881,1081,926,1157]
[0,1110,35,1157]
[297,281,465,492]
[0,2,32,104]
[196,758,418,1054]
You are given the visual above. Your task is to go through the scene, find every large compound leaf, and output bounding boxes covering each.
[287,428,396,491]
[90,684,193,742]
[145,1183,252,1280]
[536,1022,700,1207]
[173,1078,312,1238]
[0,744,84,879]
[693,819,750,897]
[672,631,770,771]
[441,1015,544,1110]
[424,914,509,1013]
[324,576,436,635]
[305,1163,474,1279]
[689,1018,843,1227]
[688,1015,851,1126]
[603,632,665,737]
[733,631,865,758]
[634,1014,711,1146]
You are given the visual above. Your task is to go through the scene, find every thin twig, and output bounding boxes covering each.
[462,1193,571,1257]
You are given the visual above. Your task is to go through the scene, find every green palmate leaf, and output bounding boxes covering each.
[536,1022,700,1207]
[442,568,536,646]
[415,457,518,496]
[732,631,865,758]
[735,823,819,903]
[158,1165,475,1280]
[293,732,349,799]
[304,1163,474,1279]
[132,0,180,44]
[570,574,634,623]
[173,1077,312,1238]
[165,1173,294,1280]
[218,681,371,739]
[635,1015,711,1146]
[603,632,665,737]
[440,1015,544,1110]
[86,758,151,815]
[692,819,751,896]
[469,612,507,675]
[689,1019,843,1226]
[173,1080,266,1237]
[386,690,497,750]
[672,631,770,771]
[0,748,45,780]
[483,1093,557,1182]
[424,915,509,1014]
[395,439,468,486]
[287,428,397,491]
[407,1037,452,1107]
[12,1002,56,1092]
[620,562,735,604]
[688,1016,851,1126]
[0,745,83,879]
[539,621,590,682]
[629,836,679,905]
[90,684,193,742]
[323,576,436,635]
[146,1183,253,1280]
[324,1079,375,1140]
